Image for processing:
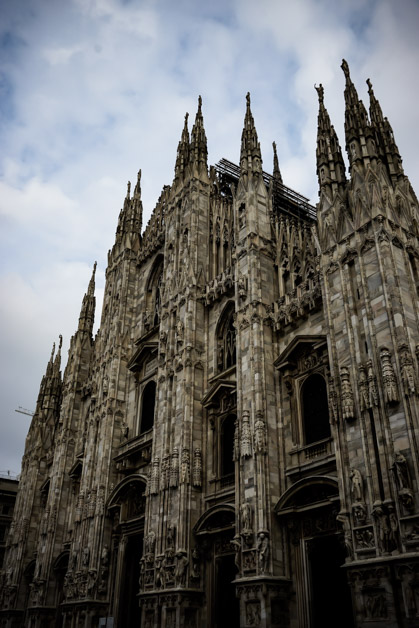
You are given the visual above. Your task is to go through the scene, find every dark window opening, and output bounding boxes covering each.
[140,381,156,434]
[301,373,331,444]
[221,414,236,477]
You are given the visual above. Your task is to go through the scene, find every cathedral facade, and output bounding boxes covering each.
[1,60,419,628]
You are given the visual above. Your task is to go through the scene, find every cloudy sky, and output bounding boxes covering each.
[1,0,418,475]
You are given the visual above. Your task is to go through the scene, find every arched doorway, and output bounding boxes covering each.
[107,475,147,628]
[194,505,240,628]
[275,476,354,628]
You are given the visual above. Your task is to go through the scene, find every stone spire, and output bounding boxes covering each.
[315,83,346,197]
[34,338,62,416]
[174,112,190,184]
[78,262,96,335]
[272,141,283,184]
[113,171,143,254]
[240,92,263,175]
[341,59,377,170]
[366,78,404,184]
[189,95,208,176]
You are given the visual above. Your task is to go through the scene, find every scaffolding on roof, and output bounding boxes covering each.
[214,158,317,222]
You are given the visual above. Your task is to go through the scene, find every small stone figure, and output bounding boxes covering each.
[231,535,242,571]
[256,531,269,574]
[350,468,364,503]
[175,551,189,587]
[340,367,355,420]
[392,452,411,490]
[241,502,253,534]
[82,546,90,568]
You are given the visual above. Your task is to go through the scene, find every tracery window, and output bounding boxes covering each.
[217,307,236,373]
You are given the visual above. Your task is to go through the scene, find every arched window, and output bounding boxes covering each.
[145,256,164,331]
[140,381,156,434]
[221,414,236,477]
[217,306,236,373]
[153,271,163,327]
[301,374,330,444]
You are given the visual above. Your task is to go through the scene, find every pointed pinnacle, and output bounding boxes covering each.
[314,83,324,105]
[341,59,351,82]
[58,334,63,351]
[272,141,282,183]
[198,95,202,112]
[126,181,131,200]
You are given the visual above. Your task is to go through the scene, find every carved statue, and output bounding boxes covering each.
[340,367,355,420]
[254,412,267,454]
[240,502,253,534]
[174,551,189,587]
[240,411,252,458]
[81,546,90,568]
[144,531,156,557]
[256,531,269,574]
[380,347,399,404]
[166,524,175,549]
[231,535,241,571]
[350,468,364,503]
[392,452,411,490]
[400,346,416,395]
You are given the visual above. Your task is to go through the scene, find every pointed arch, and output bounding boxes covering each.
[215,301,236,373]
[145,254,164,328]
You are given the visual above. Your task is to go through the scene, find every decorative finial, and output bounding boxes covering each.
[184,112,189,125]
[127,181,131,199]
[272,141,277,155]
[314,83,324,104]
[246,92,251,106]
[137,169,141,183]
[366,78,374,95]
[341,59,350,80]
[58,335,63,350]
[50,342,55,360]
[198,95,202,110]
[93,261,97,275]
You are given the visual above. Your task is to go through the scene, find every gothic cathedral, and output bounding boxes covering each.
[1,60,419,628]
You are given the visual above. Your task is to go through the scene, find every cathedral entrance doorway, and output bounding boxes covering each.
[214,552,240,628]
[194,504,239,628]
[275,476,354,628]
[307,533,352,628]
[117,533,143,628]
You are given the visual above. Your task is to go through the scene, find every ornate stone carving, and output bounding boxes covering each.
[150,457,160,494]
[352,502,367,526]
[358,364,369,411]
[240,411,252,458]
[192,448,202,487]
[399,344,416,395]
[340,366,355,420]
[380,347,399,404]
[354,528,375,549]
[233,418,240,461]
[253,411,267,454]
[170,448,179,488]
[180,448,190,484]
[246,601,261,626]
[327,375,338,423]
[366,360,378,407]
[190,547,200,580]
